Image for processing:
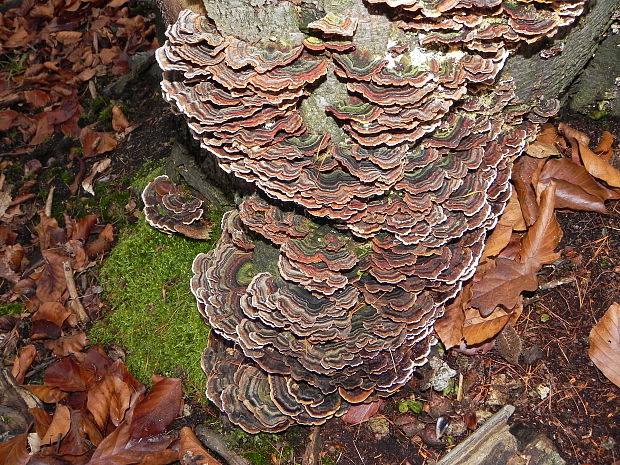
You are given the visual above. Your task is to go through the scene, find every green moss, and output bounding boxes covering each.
[0,302,24,317]
[89,207,222,396]
[225,428,302,465]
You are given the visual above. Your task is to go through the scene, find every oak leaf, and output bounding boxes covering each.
[469,258,538,317]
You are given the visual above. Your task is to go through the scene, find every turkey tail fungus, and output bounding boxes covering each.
[148,0,587,432]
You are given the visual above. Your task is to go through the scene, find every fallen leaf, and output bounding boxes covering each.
[112,105,129,132]
[33,301,71,327]
[80,126,118,157]
[539,178,608,213]
[22,385,68,403]
[71,214,99,242]
[512,156,545,226]
[40,404,71,445]
[470,258,538,317]
[84,223,114,257]
[44,332,88,357]
[589,303,620,388]
[88,422,176,465]
[88,375,132,430]
[12,344,37,384]
[462,302,523,345]
[579,142,620,188]
[593,131,614,158]
[179,427,223,465]
[0,432,29,465]
[35,257,66,303]
[82,158,112,195]
[129,377,183,440]
[44,356,90,392]
[539,158,620,205]
[434,291,466,350]
[518,183,563,268]
[341,400,382,425]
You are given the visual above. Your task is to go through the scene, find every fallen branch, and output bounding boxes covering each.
[194,425,251,465]
[62,261,90,323]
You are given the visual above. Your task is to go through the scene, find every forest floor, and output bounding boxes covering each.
[0,1,618,464]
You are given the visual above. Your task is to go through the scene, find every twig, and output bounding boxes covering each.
[62,261,90,323]
[195,425,251,465]
[45,186,55,217]
[538,276,576,291]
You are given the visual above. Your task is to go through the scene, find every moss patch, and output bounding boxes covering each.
[90,198,222,396]
[0,302,24,317]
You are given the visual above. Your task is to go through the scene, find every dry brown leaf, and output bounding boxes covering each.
[84,223,115,257]
[112,105,129,132]
[179,427,223,465]
[22,384,68,403]
[40,404,71,445]
[35,254,67,303]
[462,302,523,345]
[470,258,538,317]
[129,377,183,440]
[579,143,620,188]
[341,400,382,425]
[518,183,562,268]
[80,126,118,157]
[589,303,620,388]
[87,375,132,430]
[44,332,88,357]
[594,131,614,159]
[512,156,545,226]
[33,301,71,327]
[11,344,37,384]
[526,140,560,158]
[539,158,620,201]
[82,158,112,195]
[0,432,29,465]
[434,291,465,350]
[558,122,590,164]
[539,178,608,213]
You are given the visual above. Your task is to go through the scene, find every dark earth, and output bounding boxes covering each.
[1,2,619,463]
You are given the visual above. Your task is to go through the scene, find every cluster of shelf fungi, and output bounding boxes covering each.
[143,0,586,433]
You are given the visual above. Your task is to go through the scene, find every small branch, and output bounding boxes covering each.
[62,261,90,323]
[194,425,251,465]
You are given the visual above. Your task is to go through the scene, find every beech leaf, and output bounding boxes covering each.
[40,404,71,445]
[518,183,562,269]
[589,303,620,388]
[129,377,182,440]
[0,432,29,465]
[88,375,132,430]
[11,344,37,384]
[470,258,539,317]
[434,292,465,350]
[579,142,620,188]
[341,400,382,425]
[179,427,223,465]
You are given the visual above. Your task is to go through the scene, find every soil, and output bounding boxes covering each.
[1,9,619,465]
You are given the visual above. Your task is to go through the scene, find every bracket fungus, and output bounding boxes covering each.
[142,175,212,239]
[151,0,586,432]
